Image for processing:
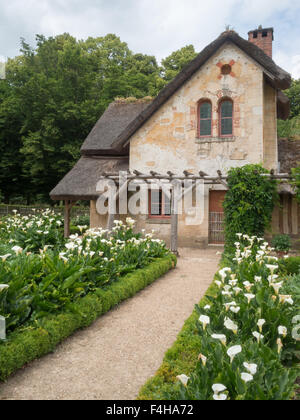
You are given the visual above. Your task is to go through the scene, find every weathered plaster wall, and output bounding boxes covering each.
[127,42,265,246]
[130,42,265,176]
[90,200,107,229]
[263,81,278,170]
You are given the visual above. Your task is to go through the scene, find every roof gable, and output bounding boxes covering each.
[111,30,291,151]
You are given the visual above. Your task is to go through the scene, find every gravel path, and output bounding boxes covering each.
[0,248,220,400]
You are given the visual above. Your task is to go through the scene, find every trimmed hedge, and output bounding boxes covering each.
[0,254,176,382]
[138,280,219,400]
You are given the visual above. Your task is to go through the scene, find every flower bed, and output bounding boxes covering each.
[0,211,173,337]
[0,254,176,381]
[0,211,176,380]
[139,235,300,400]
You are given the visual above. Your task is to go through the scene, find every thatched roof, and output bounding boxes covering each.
[278,138,300,173]
[111,30,291,152]
[81,100,151,156]
[50,157,129,200]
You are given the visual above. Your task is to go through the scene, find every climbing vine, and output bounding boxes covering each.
[291,166,300,204]
[223,164,278,253]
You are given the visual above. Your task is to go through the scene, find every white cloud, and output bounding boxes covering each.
[0,0,299,74]
[274,50,300,79]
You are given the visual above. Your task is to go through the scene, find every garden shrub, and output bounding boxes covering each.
[223,164,278,254]
[271,234,292,253]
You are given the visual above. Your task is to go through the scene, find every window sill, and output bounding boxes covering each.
[195,136,236,144]
[146,218,171,224]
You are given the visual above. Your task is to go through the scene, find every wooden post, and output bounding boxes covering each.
[171,182,180,256]
[64,200,71,238]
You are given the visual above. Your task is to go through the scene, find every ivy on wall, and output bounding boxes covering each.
[291,166,300,203]
[223,164,278,253]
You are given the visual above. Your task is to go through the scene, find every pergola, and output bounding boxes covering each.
[63,169,291,255]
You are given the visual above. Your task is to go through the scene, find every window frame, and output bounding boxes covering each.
[218,98,234,138]
[148,189,172,219]
[197,100,213,138]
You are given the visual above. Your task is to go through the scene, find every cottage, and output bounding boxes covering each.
[50,27,300,248]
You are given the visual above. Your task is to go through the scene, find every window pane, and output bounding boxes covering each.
[221,101,233,118]
[200,119,211,136]
[221,118,233,135]
[164,192,171,215]
[200,102,211,119]
[151,190,161,215]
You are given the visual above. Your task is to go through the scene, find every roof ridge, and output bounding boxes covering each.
[111,30,291,151]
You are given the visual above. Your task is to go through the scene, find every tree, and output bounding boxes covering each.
[161,45,198,83]
[0,33,164,203]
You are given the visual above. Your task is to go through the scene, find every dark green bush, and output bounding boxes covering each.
[223,164,278,254]
[272,234,292,253]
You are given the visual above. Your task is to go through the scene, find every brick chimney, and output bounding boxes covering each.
[248,26,274,58]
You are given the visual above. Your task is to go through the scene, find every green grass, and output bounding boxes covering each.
[0,254,176,382]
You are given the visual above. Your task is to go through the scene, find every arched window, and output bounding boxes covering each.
[198,101,212,137]
[219,99,233,137]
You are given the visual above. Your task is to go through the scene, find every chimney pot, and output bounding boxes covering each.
[248,27,274,58]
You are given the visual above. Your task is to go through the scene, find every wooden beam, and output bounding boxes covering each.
[170,182,180,256]
[64,200,71,238]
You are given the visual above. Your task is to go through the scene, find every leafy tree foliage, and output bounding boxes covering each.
[0,34,167,203]
[0,34,198,204]
[161,45,197,83]
[278,79,300,140]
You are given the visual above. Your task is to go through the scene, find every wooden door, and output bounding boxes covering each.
[209,191,226,244]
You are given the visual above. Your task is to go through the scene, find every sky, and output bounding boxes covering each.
[0,0,300,78]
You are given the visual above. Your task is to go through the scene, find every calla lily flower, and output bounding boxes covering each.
[0,284,9,291]
[11,246,23,255]
[271,282,283,295]
[241,372,253,383]
[257,319,266,333]
[213,393,227,400]
[0,254,11,262]
[278,326,287,338]
[243,281,253,292]
[198,353,207,366]
[227,345,242,363]
[211,334,227,346]
[244,293,255,304]
[224,318,238,334]
[176,374,190,386]
[199,315,210,330]
[252,332,264,343]
[230,306,240,314]
[212,384,227,394]
[266,264,278,275]
[243,362,257,375]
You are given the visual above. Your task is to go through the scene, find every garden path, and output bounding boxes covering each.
[0,247,220,400]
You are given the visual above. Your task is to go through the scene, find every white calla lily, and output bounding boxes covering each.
[227,345,242,363]
[176,374,190,386]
